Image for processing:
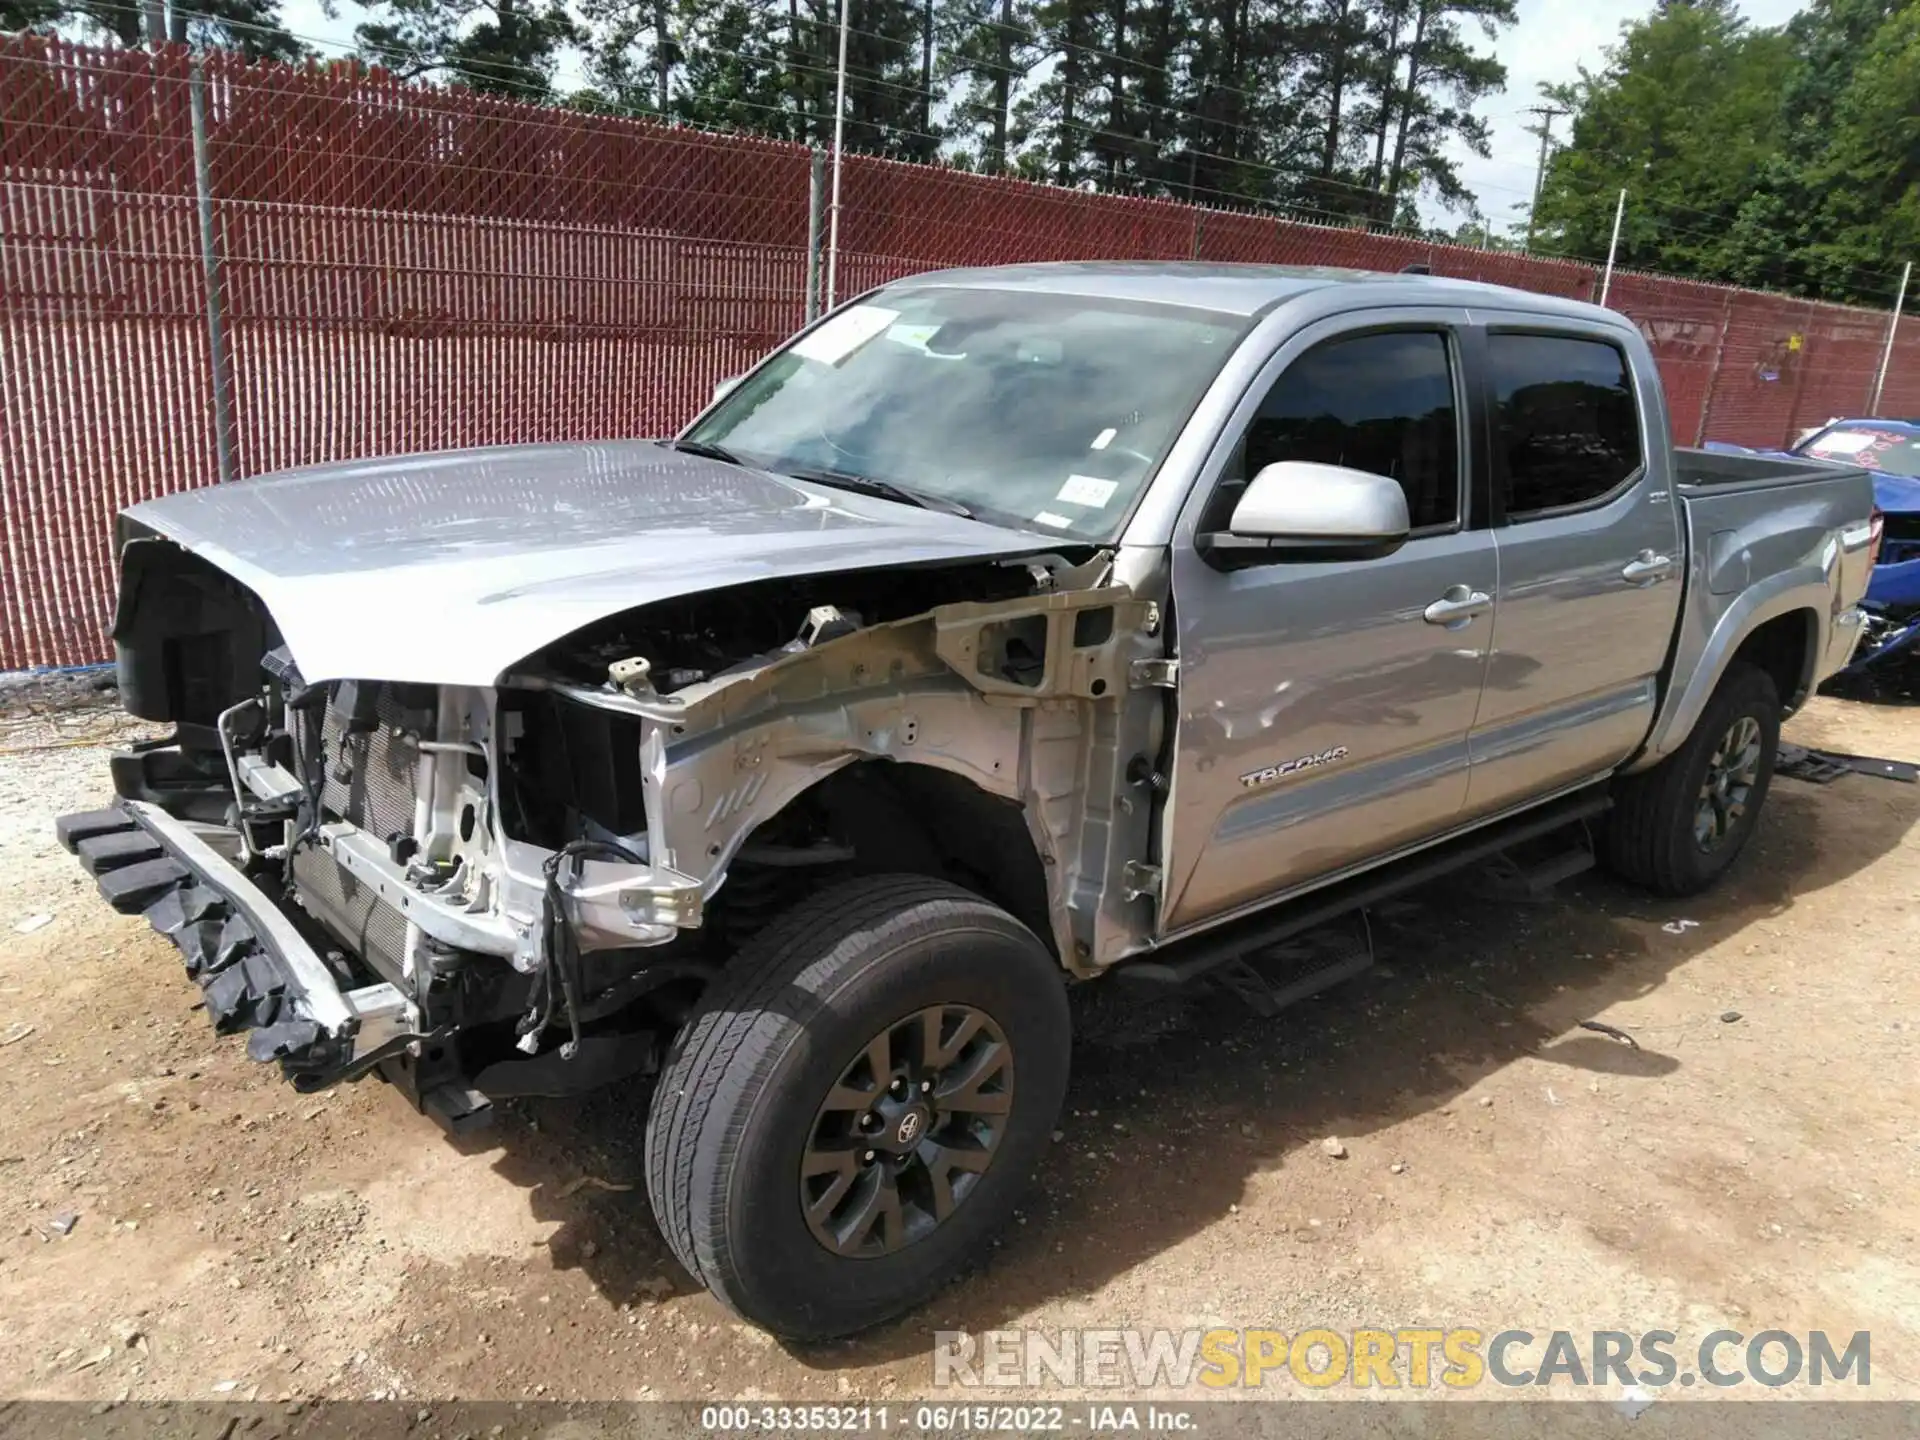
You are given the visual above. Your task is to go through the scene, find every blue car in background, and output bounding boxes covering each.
[1707,418,1920,676]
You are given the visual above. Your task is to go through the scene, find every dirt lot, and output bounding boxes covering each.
[1,682,1917,1409]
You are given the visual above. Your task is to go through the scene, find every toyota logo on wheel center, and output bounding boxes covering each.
[896,1111,924,1145]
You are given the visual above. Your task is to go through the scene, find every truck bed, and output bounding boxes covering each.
[1673,446,1860,492]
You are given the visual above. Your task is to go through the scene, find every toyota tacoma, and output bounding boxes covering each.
[58,263,1879,1338]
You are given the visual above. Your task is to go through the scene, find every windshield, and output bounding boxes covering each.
[1795,423,1920,478]
[684,287,1249,539]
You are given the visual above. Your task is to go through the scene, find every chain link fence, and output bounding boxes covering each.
[5,34,1919,670]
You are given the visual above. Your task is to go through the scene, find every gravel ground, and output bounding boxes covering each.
[1,683,1916,1413]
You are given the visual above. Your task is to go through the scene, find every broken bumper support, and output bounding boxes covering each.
[55,801,413,1089]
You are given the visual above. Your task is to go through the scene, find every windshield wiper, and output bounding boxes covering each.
[783,467,975,519]
[668,438,746,466]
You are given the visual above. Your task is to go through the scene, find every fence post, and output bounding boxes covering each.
[805,149,827,325]
[825,0,849,309]
[1782,303,1815,446]
[1599,188,1626,307]
[1696,292,1735,445]
[189,56,236,484]
[1869,260,1911,416]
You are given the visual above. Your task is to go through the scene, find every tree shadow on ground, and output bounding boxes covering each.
[453,767,1918,1365]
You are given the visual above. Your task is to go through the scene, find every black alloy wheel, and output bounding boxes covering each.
[801,1004,1013,1257]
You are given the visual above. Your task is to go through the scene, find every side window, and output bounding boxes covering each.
[1207,330,1461,533]
[1489,334,1643,517]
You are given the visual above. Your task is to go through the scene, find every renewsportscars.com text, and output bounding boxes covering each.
[933,1328,1872,1390]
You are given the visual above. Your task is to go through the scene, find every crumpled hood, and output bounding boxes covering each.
[124,441,1058,686]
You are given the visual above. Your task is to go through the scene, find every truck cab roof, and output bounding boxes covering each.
[885,259,1617,327]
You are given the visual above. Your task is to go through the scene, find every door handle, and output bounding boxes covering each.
[1423,586,1493,628]
[1621,550,1674,585]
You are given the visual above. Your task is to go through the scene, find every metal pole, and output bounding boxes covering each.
[1523,104,1565,254]
[805,149,827,324]
[1869,260,1912,417]
[1599,187,1626,306]
[826,0,849,309]
[190,57,236,484]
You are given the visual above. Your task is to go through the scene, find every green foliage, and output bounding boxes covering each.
[567,0,1519,216]
[354,0,584,97]
[1,0,304,59]
[1533,0,1919,304]
[3,0,1526,223]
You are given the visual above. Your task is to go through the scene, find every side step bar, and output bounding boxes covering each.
[1117,784,1612,993]
[56,802,415,1089]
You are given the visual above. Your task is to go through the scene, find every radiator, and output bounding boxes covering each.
[285,682,425,981]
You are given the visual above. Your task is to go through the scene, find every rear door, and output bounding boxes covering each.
[1160,310,1498,933]
[1462,326,1685,816]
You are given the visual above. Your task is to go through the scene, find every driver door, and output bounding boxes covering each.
[1159,311,1497,934]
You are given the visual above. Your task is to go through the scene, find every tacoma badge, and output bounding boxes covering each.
[1239,746,1350,790]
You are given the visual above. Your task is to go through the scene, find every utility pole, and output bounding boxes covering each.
[1524,104,1567,253]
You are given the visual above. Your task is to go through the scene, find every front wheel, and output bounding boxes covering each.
[1601,661,1781,897]
[644,875,1071,1339]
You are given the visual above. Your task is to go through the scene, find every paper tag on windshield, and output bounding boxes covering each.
[886,322,941,350]
[1057,474,1118,508]
[1033,511,1073,529]
[792,306,899,366]
[1809,431,1877,455]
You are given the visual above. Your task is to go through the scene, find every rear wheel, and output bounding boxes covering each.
[644,875,1070,1339]
[1601,661,1780,897]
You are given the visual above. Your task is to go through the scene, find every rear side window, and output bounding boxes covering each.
[1225,330,1461,531]
[1490,334,1642,517]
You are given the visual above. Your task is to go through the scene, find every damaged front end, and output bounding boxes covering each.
[66,531,1168,1126]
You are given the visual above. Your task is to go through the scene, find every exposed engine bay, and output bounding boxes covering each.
[91,535,1168,1126]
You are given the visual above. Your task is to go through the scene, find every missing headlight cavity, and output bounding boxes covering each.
[499,690,648,847]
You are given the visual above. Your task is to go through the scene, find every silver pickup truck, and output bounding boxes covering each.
[58,263,1878,1339]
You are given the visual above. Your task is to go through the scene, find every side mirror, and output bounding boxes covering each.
[1199,461,1411,569]
[711,374,742,404]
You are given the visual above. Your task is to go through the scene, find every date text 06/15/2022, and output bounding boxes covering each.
[698,1404,1198,1431]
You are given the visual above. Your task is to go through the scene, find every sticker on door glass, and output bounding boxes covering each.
[1056,474,1118,508]
[792,306,900,365]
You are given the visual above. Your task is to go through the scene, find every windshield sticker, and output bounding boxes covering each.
[1090,428,1117,450]
[792,305,900,366]
[1057,474,1119,508]
[884,322,942,351]
[1811,431,1878,455]
[1033,510,1073,528]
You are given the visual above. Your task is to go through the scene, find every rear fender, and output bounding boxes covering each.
[1631,568,1830,771]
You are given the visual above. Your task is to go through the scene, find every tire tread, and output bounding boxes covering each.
[1601,662,1779,896]
[644,874,1046,1321]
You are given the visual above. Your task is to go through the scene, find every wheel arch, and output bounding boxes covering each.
[1630,572,1826,773]
[713,757,1063,966]
[1728,608,1819,713]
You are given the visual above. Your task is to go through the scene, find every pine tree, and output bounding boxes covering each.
[940,0,1043,173]
[355,0,583,98]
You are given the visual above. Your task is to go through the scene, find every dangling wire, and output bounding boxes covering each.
[515,838,646,1060]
